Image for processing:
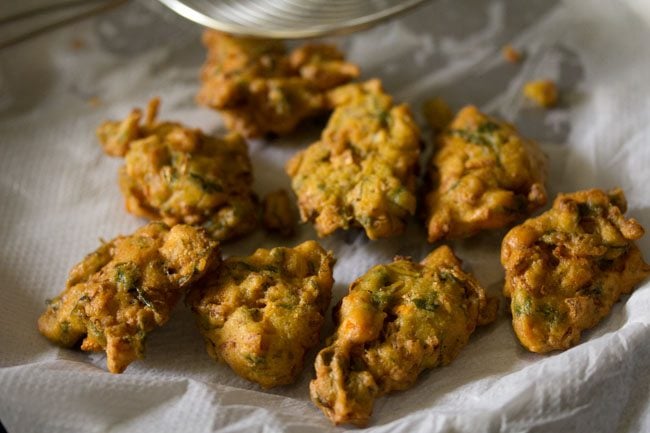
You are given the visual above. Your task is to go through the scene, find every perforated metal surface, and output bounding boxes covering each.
[156,0,429,38]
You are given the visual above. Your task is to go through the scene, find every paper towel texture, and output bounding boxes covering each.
[1,0,649,432]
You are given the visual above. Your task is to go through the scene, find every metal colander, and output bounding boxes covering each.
[156,0,430,39]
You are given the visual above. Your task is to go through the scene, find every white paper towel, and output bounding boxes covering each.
[1,0,649,432]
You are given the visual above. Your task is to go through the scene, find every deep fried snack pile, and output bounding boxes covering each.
[188,240,335,388]
[198,31,360,137]
[501,188,650,353]
[424,105,547,242]
[286,80,421,240]
[310,245,498,426]
[38,222,219,373]
[97,99,258,241]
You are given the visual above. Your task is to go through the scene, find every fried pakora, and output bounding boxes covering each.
[262,189,297,236]
[424,105,547,242]
[197,31,360,138]
[502,188,650,353]
[286,80,421,240]
[523,79,558,108]
[97,98,259,241]
[38,222,219,373]
[310,245,498,426]
[188,241,335,388]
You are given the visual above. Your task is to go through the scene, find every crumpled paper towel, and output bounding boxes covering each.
[1,0,649,432]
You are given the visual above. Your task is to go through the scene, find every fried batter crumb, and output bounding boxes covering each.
[523,79,558,108]
[286,80,421,240]
[70,37,86,50]
[310,245,497,426]
[262,189,297,236]
[38,222,219,373]
[197,31,359,138]
[422,97,454,133]
[97,98,259,242]
[87,96,102,107]
[502,188,650,353]
[502,44,523,63]
[188,241,335,388]
[424,105,547,242]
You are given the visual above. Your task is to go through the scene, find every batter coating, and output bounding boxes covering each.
[198,31,359,138]
[502,188,650,353]
[38,222,219,373]
[310,245,497,426]
[97,98,259,241]
[424,105,547,242]
[188,241,335,388]
[262,189,297,236]
[286,80,421,239]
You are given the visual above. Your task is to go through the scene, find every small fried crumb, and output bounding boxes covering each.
[87,96,102,108]
[523,79,558,108]
[262,189,297,236]
[502,44,523,64]
[70,38,86,50]
[422,97,454,133]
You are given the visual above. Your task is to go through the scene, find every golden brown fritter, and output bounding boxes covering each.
[38,222,219,373]
[188,241,335,388]
[523,79,558,108]
[286,80,421,240]
[97,98,259,241]
[424,105,547,243]
[310,245,497,426]
[197,31,359,138]
[502,188,650,353]
[262,189,297,236]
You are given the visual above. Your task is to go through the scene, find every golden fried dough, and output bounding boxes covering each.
[286,80,421,240]
[262,189,297,236]
[38,222,219,373]
[97,98,259,241]
[501,188,650,353]
[198,31,359,138]
[424,105,547,242]
[310,245,497,426]
[188,241,335,388]
[523,79,558,108]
